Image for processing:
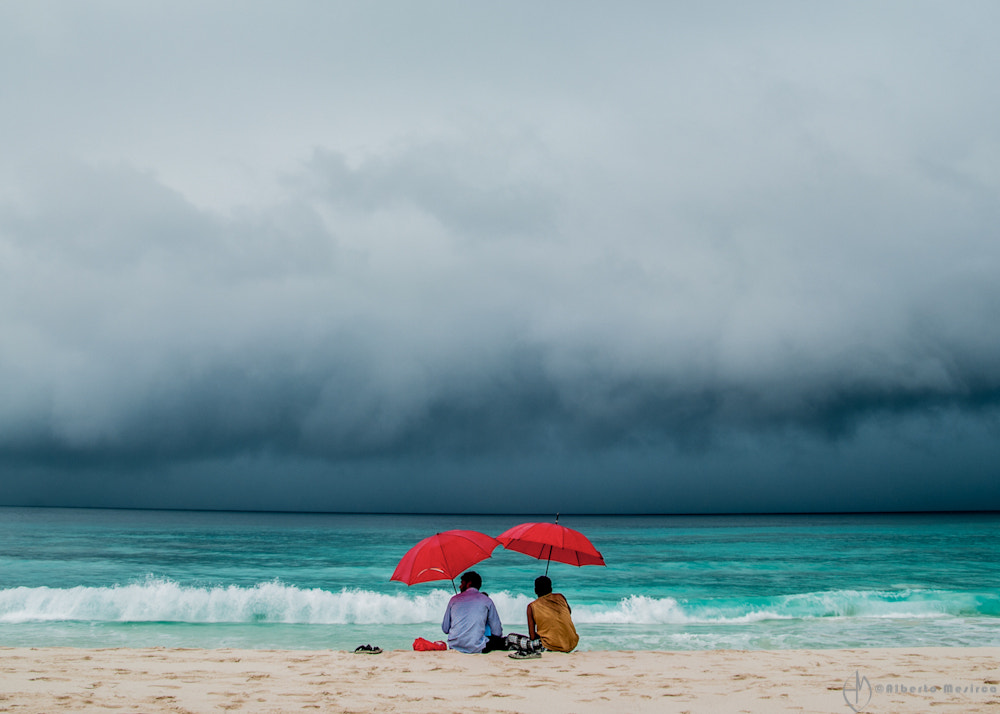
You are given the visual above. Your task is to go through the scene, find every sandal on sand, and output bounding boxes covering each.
[508,650,541,659]
[354,644,383,654]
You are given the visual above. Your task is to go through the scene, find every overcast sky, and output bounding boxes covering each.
[2,2,999,514]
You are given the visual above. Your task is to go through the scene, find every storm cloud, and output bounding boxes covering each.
[1,2,999,513]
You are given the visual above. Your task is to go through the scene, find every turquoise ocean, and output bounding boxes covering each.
[1,508,997,652]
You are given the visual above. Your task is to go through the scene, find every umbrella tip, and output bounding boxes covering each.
[555,512,560,523]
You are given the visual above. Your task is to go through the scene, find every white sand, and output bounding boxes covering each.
[1,647,998,713]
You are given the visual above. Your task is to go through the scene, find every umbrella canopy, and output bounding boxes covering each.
[390,530,501,589]
[496,521,606,574]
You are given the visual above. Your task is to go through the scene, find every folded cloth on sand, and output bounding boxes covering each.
[413,637,448,651]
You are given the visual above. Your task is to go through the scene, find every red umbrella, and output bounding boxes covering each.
[496,517,605,575]
[390,530,501,591]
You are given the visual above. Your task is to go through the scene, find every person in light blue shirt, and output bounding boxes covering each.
[441,571,505,653]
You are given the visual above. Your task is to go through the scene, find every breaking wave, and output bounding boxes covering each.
[2,578,997,626]
[578,589,1000,625]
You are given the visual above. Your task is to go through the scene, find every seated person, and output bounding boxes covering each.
[527,575,579,652]
[506,575,580,657]
[441,571,505,653]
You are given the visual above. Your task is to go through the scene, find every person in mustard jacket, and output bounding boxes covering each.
[527,575,580,653]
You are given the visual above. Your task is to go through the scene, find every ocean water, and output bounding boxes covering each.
[1,508,997,652]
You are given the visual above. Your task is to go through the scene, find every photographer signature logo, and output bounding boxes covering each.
[843,670,873,712]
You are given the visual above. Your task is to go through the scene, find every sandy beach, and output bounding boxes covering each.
[1,647,996,713]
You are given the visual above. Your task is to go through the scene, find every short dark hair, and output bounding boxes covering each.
[534,575,552,597]
[461,571,482,590]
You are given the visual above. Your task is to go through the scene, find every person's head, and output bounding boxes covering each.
[460,571,482,592]
[534,575,553,597]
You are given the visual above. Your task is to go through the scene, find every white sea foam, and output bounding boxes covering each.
[575,589,996,625]
[1,579,994,626]
[0,579,449,625]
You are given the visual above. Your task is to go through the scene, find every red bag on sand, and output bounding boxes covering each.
[413,637,447,651]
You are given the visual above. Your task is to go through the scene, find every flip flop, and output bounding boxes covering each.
[508,650,541,659]
[354,644,383,654]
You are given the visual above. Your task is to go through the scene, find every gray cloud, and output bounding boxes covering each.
[1,2,999,512]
